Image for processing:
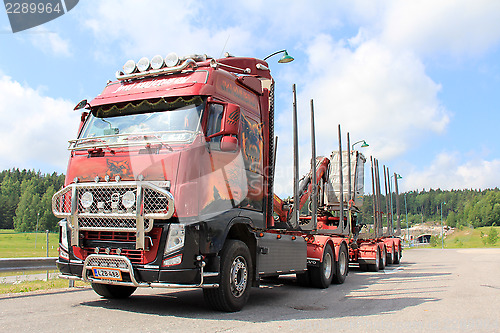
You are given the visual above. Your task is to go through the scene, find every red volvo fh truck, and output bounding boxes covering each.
[52,52,400,312]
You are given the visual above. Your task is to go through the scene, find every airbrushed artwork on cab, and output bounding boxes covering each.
[240,113,264,206]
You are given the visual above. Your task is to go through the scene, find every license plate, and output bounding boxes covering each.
[92,267,122,281]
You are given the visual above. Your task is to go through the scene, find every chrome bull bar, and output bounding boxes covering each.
[52,181,174,249]
[60,254,219,289]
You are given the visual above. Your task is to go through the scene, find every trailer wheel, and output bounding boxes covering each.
[332,243,348,284]
[91,283,136,299]
[310,244,334,288]
[203,240,252,312]
[368,249,380,272]
[379,246,386,270]
[387,245,394,265]
[393,246,401,265]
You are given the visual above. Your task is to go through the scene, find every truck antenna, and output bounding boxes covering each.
[219,34,231,58]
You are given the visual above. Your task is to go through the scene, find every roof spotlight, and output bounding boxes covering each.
[123,60,136,75]
[137,57,150,72]
[165,52,179,67]
[150,55,164,70]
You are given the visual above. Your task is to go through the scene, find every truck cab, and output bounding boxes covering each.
[53,54,282,311]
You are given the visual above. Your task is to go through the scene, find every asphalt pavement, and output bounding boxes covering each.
[0,248,499,332]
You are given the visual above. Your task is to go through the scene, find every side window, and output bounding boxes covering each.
[206,103,224,138]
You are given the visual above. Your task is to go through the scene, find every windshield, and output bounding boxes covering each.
[74,97,205,149]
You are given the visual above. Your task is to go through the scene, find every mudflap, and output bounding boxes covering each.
[256,233,306,276]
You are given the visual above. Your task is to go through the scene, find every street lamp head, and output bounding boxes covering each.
[264,49,294,63]
[278,50,294,63]
[361,140,369,148]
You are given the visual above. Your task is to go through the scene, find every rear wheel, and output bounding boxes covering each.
[379,246,386,270]
[203,240,252,312]
[310,244,334,288]
[91,283,136,299]
[332,243,348,284]
[387,245,394,265]
[368,248,380,272]
[393,245,401,264]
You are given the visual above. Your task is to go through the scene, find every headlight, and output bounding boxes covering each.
[59,219,69,251]
[122,191,136,209]
[164,224,185,255]
[80,192,93,209]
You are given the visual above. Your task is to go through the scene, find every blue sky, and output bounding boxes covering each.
[0,0,499,195]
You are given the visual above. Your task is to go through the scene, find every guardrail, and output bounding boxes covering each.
[0,257,57,272]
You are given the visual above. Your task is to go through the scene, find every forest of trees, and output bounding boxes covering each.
[1,168,499,232]
[360,188,500,228]
[0,169,65,232]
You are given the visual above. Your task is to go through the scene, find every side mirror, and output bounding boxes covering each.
[74,99,89,111]
[220,136,238,151]
[221,104,240,136]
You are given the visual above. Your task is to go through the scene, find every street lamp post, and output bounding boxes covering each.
[404,193,409,244]
[441,201,446,249]
[35,212,40,248]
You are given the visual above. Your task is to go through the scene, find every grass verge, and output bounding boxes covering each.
[0,278,88,294]
[443,226,500,248]
[0,229,59,258]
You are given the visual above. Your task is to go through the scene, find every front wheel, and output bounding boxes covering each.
[310,244,334,288]
[332,243,348,284]
[203,240,252,312]
[91,283,136,299]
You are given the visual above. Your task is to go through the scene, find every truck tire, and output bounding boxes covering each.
[368,249,380,272]
[203,240,252,312]
[332,243,348,284]
[91,283,136,299]
[379,246,386,270]
[393,246,401,265]
[387,245,394,265]
[310,244,334,288]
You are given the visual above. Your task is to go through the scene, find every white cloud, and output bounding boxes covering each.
[0,75,79,172]
[28,28,72,57]
[292,34,450,161]
[82,0,254,60]
[403,152,500,191]
[379,0,500,56]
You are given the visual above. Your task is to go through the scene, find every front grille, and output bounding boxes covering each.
[84,230,136,242]
[79,217,151,231]
[81,228,162,265]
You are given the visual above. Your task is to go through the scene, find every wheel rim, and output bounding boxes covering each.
[375,250,380,267]
[230,256,248,298]
[339,250,347,275]
[323,252,332,279]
